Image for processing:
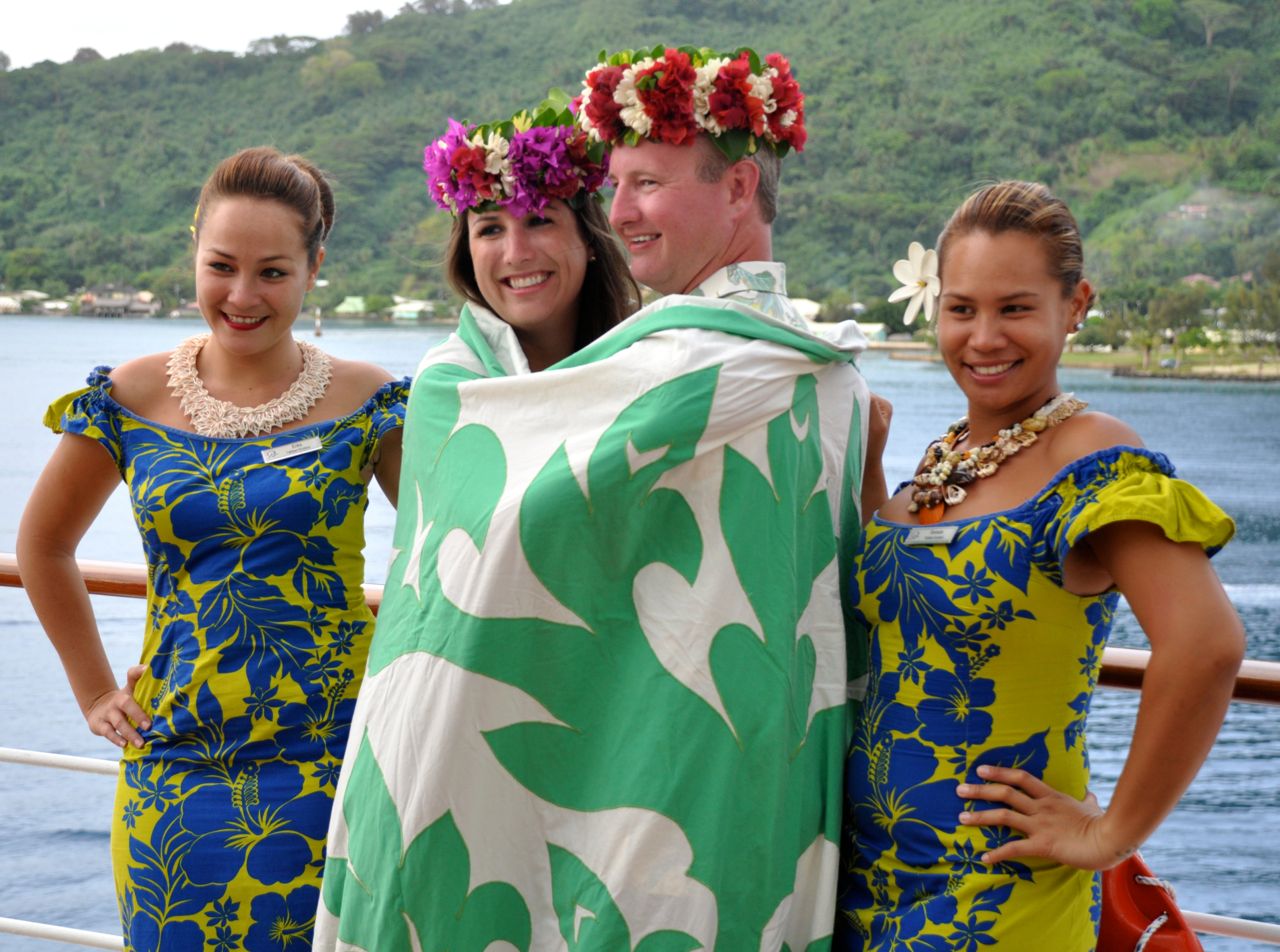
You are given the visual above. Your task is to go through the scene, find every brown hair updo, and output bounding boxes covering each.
[938,181,1093,307]
[193,146,335,264]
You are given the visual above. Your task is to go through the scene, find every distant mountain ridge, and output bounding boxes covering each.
[1,0,1277,312]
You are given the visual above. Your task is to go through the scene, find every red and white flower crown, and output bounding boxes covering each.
[575,45,806,161]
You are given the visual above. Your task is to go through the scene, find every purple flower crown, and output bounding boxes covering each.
[424,104,609,219]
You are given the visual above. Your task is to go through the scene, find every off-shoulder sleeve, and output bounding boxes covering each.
[42,367,125,469]
[368,376,411,439]
[1046,447,1234,563]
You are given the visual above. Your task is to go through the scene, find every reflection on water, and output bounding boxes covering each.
[0,322,1276,947]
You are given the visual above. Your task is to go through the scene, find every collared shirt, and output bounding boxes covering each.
[686,261,808,330]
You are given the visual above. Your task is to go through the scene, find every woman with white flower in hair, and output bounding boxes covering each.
[836,180,1243,948]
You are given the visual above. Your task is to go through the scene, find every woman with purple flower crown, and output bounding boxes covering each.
[313,101,643,949]
[835,181,1244,948]
[427,107,640,368]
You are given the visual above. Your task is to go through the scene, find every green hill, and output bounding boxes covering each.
[1,0,1278,314]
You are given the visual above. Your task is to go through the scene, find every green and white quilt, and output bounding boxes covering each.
[315,295,870,951]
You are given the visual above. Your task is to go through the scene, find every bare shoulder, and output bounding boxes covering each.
[329,357,397,391]
[1047,410,1144,468]
[326,357,399,412]
[107,352,174,409]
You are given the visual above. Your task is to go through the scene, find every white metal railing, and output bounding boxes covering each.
[1,747,123,949]
[0,746,119,776]
[1182,912,1280,944]
[0,917,122,950]
[2,554,1279,948]
[5,747,1280,948]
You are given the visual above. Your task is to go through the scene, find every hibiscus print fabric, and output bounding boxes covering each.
[47,368,408,951]
[835,447,1233,950]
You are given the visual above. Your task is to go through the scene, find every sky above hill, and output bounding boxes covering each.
[3,0,403,69]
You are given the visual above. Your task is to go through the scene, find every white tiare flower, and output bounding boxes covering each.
[472,130,510,175]
[888,241,940,325]
[576,78,598,136]
[614,60,654,138]
[693,58,727,133]
[749,69,775,112]
[498,161,516,200]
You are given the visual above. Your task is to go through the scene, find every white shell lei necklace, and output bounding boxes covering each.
[166,334,333,438]
[909,392,1088,524]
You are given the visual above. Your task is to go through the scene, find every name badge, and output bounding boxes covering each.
[261,436,323,464]
[905,524,959,546]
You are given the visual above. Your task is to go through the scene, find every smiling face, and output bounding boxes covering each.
[466,200,589,368]
[937,229,1090,428]
[606,137,742,295]
[195,196,320,356]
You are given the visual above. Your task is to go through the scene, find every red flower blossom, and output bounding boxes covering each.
[636,49,699,145]
[449,143,497,199]
[709,52,768,138]
[583,65,626,143]
[564,132,608,193]
[765,53,806,151]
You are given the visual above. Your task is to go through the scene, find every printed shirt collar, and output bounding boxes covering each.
[690,261,788,301]
[687,261,807,330]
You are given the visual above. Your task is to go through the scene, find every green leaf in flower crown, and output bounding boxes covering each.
[542,87,574,115]
[715,129,753,163]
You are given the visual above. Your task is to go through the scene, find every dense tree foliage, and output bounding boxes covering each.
[1,0,1278,327]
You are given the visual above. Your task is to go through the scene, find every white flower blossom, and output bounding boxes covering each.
[750,69,776,113]
[614,60,654,138]
[888,241,940,325]
[576,76,599,138]
[473,130,510,175]
[693,58,727,134]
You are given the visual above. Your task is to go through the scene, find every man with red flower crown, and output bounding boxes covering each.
[569,45,882,946]
[579,46,813,324]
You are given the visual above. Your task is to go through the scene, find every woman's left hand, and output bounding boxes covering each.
[957,764,1130,870]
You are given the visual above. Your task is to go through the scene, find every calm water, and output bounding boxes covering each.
[0,316,1277,949]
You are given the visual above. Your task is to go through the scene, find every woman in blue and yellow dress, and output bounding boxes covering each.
[17,146,408,951]
[836,181,1245,949]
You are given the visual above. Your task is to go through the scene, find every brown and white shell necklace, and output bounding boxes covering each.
[166,334,332,438]
[908,392,1087,524]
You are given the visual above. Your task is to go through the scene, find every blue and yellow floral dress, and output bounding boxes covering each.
[47,366,408,952]
[836,447,1233,950]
